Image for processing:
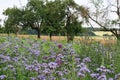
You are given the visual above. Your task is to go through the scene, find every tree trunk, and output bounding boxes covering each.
[49,32,52,41]
[37,29,40,38]
[15,33,18,37]
[7,32,10,36]
[67,33,74,43]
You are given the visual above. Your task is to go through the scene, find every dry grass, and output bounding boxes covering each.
[0,34,117,45]
[93,31,113,36]
[75,36,116,45]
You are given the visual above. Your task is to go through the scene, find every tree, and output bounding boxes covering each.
[43,0,66,40]
[0,26,5,33]
[3,7,23,36]
[83,0,120,40]
[63,0,84,42]
[4,19,13,35]
[3,0,85,42]
[43,0,83,42]
[22,0,45,38]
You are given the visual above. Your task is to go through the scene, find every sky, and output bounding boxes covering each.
[0,0,27,25]
[0,0,89,26]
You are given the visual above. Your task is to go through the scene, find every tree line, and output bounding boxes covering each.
[1,0,120,41]
[2,0,88,42]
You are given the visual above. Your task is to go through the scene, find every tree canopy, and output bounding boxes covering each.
[3,0,86,42]
[3,7,23,35]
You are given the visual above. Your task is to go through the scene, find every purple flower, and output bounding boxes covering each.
[55,59,62,66]
[32,43,39,49]
[34,50,40,56]
[49,54,56,59]
[12,57,19,62]
[82,57,91,63]
[42,56,49,60]
[97,74,107,80]
[30,49,40,56]
[48,76,56,80]
[75,58,81,63]
[79,63,86,67]
[0,75,6,79]
[14,45,19,49]
[34,67,39,72]
[0,54,11,61]
[90,73,100,78]
[70,49,75,55]
[38,75,46,80]
[48,62,58,69]
[79,67,90,73]
[30,77,36,80]
[7,64,15,71]
[97,66,112,73]
[77,72,85,77]
[43,69,51,75]
[25,65,34,71]
[56,71,63,77]
[58,44,62,49]
[41,63,48,68]
[57,54,64,59]
[63,69,69,75]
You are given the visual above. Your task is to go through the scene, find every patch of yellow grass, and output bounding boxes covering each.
[75,36,116,45]
[0,34,117,45]
[93,31,113,36]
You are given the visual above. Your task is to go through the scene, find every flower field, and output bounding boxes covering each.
[0,36,120,80]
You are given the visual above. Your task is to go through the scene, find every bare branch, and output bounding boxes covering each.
[87,14,117,36]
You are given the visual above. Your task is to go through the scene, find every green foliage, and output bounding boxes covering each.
[3,0,88,40]
[79,28,96,36]
[42,0,66,36]
[3,7,23,35]
[0,27,5,33]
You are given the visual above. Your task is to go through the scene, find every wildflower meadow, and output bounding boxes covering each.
[0,36,120,80]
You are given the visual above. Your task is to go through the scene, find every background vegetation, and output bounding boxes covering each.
[0,0,119,41]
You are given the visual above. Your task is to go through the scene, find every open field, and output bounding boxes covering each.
[0,34,117,45]
[93,31,113,36]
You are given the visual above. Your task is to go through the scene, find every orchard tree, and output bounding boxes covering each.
[23,0,46,38]
[4,20,12,35]
[3,0,85,41]
[43,0,66,40]
[3,7,23,36]
[63,0,84,42]
[0,26,5,33]
[43,0,84,41]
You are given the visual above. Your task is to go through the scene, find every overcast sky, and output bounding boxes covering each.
[0,0,89,25]
[0,0,28,24]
